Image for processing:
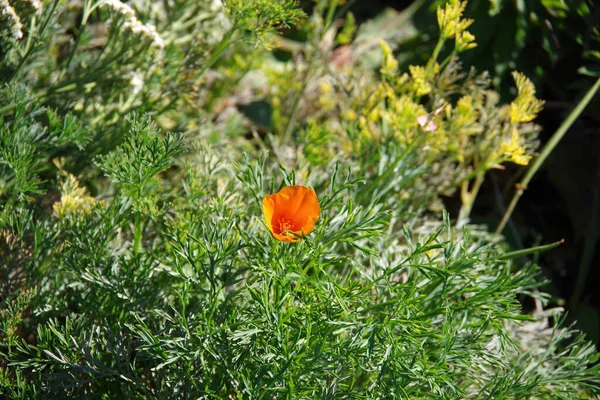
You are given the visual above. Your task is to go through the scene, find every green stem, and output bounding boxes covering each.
[439,49,458,71]
[63,32,83,73]
[61,11,89,77]
[495,77,600,235]
[133,215,143,254]
[156,29,235,115]
[282,66,313,144]
[8,0,60,83]
[195,29,234,81]
[426,36,446,77]
[0,81,87,115]
[62,0,97,75]
[324,0,337,29]
[456,172,485,228]
[403,0,427,20]
[53,82,80,94]
[484,239,564,262]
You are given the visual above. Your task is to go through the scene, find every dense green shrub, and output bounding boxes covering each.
[1,0,599,398]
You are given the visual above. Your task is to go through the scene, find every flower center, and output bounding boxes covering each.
[278,218,292,235]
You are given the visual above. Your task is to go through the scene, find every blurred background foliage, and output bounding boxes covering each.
[288,0,600,344]
[2,0,598,342]
[2,0,600,396]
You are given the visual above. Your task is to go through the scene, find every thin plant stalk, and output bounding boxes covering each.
[8,0,61,83]
[156,29,236,115]
[194,29,235,82]
[495,77,600,235]
[60,0,96,79]
[0,82,82,115]
[283,64,317,144]
[483,239,564,262]
[324,0,338,29]
[456,172,485,228]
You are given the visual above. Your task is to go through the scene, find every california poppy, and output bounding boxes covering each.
[262,185,320,242]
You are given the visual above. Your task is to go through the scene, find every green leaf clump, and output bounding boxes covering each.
[0,0,599,399]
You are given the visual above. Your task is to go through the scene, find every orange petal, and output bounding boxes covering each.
[278,186,311,218]
[272,231,299,242]
[262,196,276,236]
[291,188,320,233]
[262,185,321,242]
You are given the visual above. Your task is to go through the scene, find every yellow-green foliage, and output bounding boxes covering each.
[437,0,473,39]
[53,172,97,218]
[510,71,545,123]
[224,0,305,48]
[254,0,544,226]
[1,1,598,399]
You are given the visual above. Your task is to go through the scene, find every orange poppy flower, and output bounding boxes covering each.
[262,185,320,242]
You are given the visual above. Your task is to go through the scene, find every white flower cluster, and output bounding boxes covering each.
[0,0,24,39]
[125,70,144,94]
[209,0,223,12]
[101,0,135,17]
[206,0,231,45]
[29,0,42,13]
[102,0,165,49]
[126,18,164,48]
[22,0,42,15]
